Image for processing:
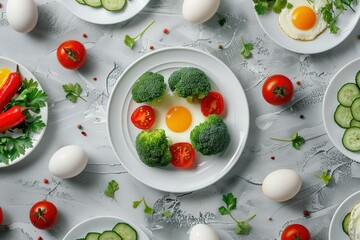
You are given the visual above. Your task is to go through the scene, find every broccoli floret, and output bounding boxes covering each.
[168,67,211,102]
[131,72,167,103]
[190,114,230,155]
[135,129,172,167]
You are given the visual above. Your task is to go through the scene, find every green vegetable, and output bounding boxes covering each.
[320,0,355,34]
[316,170,332,185]
[253,0,288,15]
[162,210,172,218]
[286,2,293,8]
[124,20,155,48]
[63,83,87,103]
[218,17,227,26]
[104,180,119,199]
[270,132,305,150]
[19,78,38,92]
[218,193,256,235]
[0,135,33,164]
[190,114,231,155]
[12,87,47,113]
[135,129,171,167]
[343,212,351,236]
[272,0,287,13]
[131,72,166,103]
[133,196,154,215]
[240,36,253,59]
[168,67,211,102]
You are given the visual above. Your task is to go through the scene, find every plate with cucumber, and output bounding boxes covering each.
[60,0,150,25]
[63,216,149,240]
[323,57,360,161]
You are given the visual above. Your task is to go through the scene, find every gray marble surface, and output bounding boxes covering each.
[1,0,360,239]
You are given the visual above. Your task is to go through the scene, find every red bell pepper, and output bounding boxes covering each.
[0,65,22,111]
[0,106,26,133]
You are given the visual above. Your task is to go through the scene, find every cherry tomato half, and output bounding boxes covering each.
[262,74,294,105]
[131,105,155,130]
[29,200,58,230]
[57,40,87,70]
[170,142,195,168]
[201,91,225,117]
[281,224,311,240]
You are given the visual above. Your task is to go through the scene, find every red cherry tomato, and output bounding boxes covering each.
[131,105,155,130]
[262,74,294,105]
[29,200,58,230]
[201,92,225,117]
[0,207,3,224]
[170,142,195,168]
[281,224,311,240]
[57,40,86,70]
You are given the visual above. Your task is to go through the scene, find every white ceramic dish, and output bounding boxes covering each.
[0,57,48,168]
[63,216,149,240]
[329,190,360,239]
[323,57,360,162]
[255,5,360,54]
[107,47,250,193]
[60,0,150,25]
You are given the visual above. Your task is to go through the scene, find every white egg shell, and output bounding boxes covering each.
[189,224,219,240]
[49,145,88,179]
[182,0,220,24]
[262,169,302,202]
[6,0,38,33]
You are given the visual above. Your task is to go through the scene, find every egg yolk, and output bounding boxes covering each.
[0,68,11,89]
[292,6,317,30]
[166,106,192,133]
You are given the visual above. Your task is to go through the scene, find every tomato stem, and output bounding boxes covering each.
[63,48,80,62]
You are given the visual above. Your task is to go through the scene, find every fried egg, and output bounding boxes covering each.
[349,203,360,240]
[150,93,206,143]
[279,0,327,41]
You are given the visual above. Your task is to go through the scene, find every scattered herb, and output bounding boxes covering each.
[316,169,332,185]
[133,196,154,215]
[162,210,172,218]
[62,83,86,103]
[270,132,305,150]
[218,17,227,27]
[254,0,288,15]
[124,20,156,48]
[104,180,119,199]
[240,36,253,59]
[286,2,293,8]
[218,193,256,235]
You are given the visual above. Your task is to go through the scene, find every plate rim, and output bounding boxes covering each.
[106,47,250,193]
[0,56,48,168]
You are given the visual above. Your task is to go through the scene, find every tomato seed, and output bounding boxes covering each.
[270,156,275,160]
[296,81,301,85]
[163,28,169,34]
[82,33,88,38]
[81,131,87,136]
[150,46,155,50]
[303,210,310,216]
[43,179,49,184]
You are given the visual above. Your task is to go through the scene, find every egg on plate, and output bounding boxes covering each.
[279,0,327,41]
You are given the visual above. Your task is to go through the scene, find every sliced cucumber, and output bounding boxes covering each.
[337,83,360,107]
[351,119,360,128]
[356,70,360,88]
[334,105,353,128]
[101,0,126,11]
[352,97,360,121]
[98,231,123,240]
[83,0,102,7]
[342,127,360,152]
[85,232,101,240]
[113,223,137,240]
[76,0,86,5]
[342,212,351,236]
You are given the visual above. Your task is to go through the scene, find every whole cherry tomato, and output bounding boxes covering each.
[57,40,86,70]
[29,200,58,230]
[262,74,294,105]
[281,224,311,240]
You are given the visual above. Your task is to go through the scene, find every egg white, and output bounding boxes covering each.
[349,203,360,240]
[278,0,327,41]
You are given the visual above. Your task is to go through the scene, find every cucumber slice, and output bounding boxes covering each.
[76,0,86,5]
[101,0,126,11]
[84,0,102,7]
[85,232,101,240]
[356,70,360,88]
[337,83,360,107]
[351,119,360,127]
[342,212,351,236]
[352,97,360,121]
[334,105,352,128]
[113,223,137,240]
[98,231,123,240]
[342,127,360,152]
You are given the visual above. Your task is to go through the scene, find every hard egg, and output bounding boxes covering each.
[48,145,88,179]
[262,169,302,202]
[189,224,219,240]
[6,0,38,33]
[182,0,220,24]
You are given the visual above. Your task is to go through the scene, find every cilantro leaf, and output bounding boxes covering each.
[235,222,251,235]
[132,196,154,215]
[240,36,253,59]
[254,1,270,15]
[62,83,86,103]
[104,180,119,199]
[287,2,293,8]
[316,170,332,185]
[272,0,287,13]
[270,132,305,150]
[218,206,230,215]
[222,193,237,210]
[13,87,47,113]
[23,116,46,134]
[0,135,33,164]
[218,17,227,27]
[19,78,38,92]
[124,20,155,49]
[132,200,142,208]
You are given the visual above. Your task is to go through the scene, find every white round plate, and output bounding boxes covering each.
[107,47,250,193]
[255,5,360,54]
[63,216,149,240]
[0,57,48,168]
[329,190,360,239]
[60,0,150,25]
[323,57,360,162]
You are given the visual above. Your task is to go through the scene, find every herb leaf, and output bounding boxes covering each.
[162,210,172,218]
[235,222,251,235]
[287,2,293,8]
[254,0,271,15]
[63,83,86,103]
[270,132,305,150]
[0,135,33,164]
[124,20,156,48]
[132,196,154,215]
[19,78,38,92]
[240,36,253,59]
[316,170,332,185]
[104,180,119,199]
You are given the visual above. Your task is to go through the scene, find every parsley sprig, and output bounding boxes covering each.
[218,193,256,235]
[240,36,254,59]
[104,180,119,199]
[133,196,154,215]
[316,170,332,185]
[63,83,87,103]
[270,132,305,150]
[124,20,156,49]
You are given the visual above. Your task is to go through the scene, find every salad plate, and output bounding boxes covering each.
[0,57,48,168]
[254,3,360,54]
[63,216,149,240]
[329,190,360,239]
[323,57,360,162]
[107,47,250,193]
[60,0,150,25]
